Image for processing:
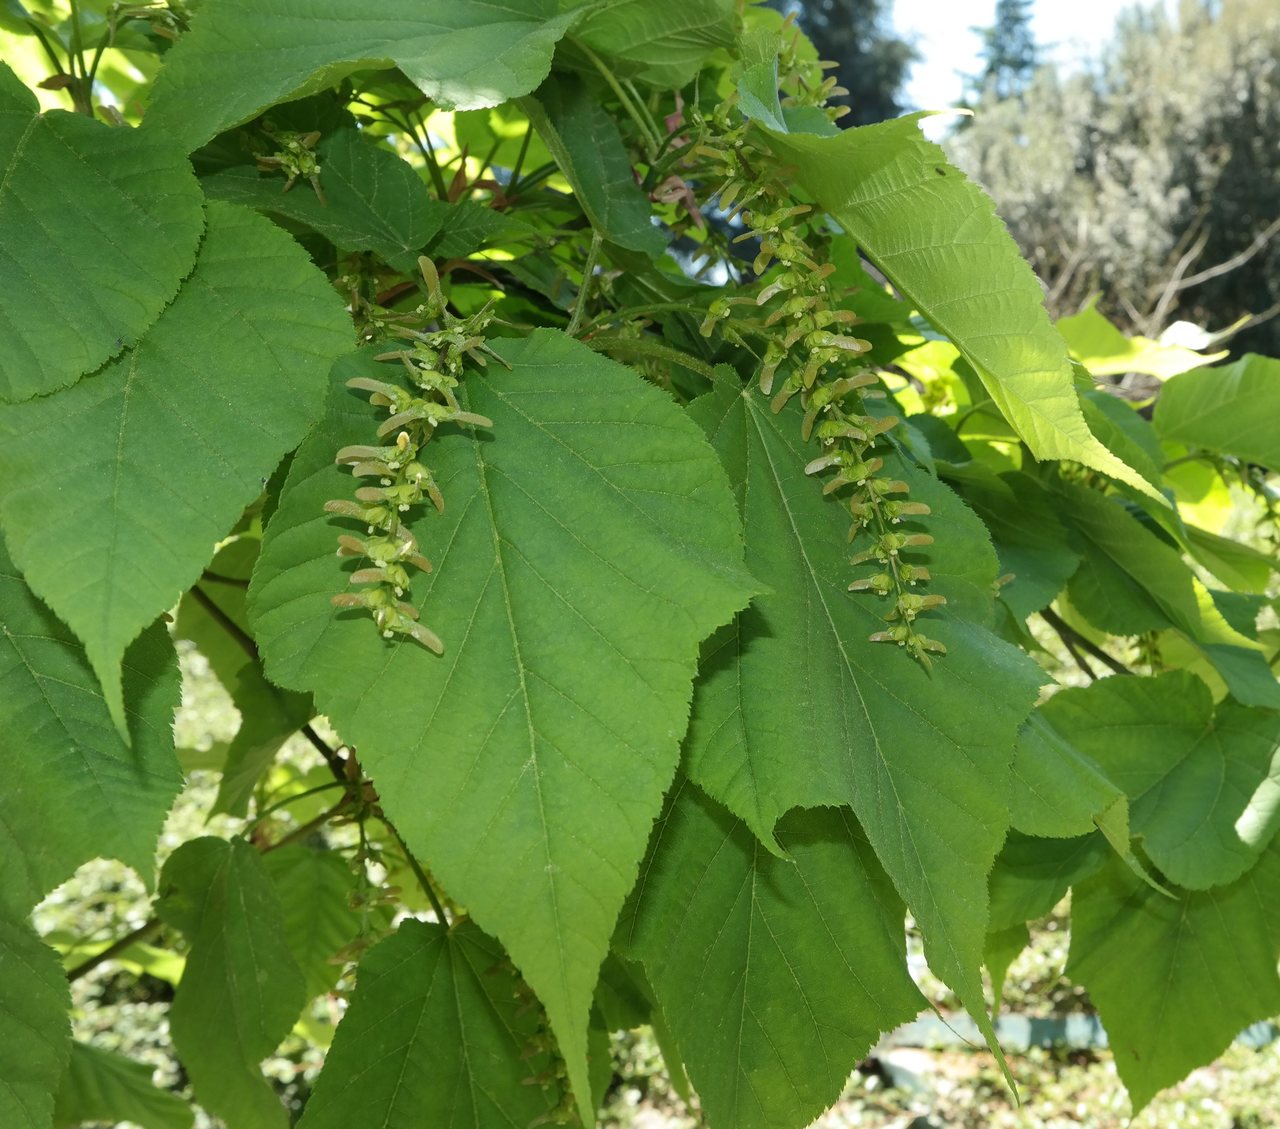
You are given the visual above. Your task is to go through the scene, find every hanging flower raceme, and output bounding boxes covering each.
[326,258,499,652]
[696,89,948,667]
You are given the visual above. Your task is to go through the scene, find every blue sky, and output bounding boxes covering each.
[894,0,1177,113]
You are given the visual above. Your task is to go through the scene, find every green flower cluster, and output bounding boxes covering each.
[695,103,947,665]
[327,258,497,652]
[255,124,324,200]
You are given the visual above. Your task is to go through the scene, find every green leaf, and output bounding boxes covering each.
[593,953,652,1032]
[942,464,1079,621]
[296,920,561,1129]
[0,542,182,918]
[988,832,1109,934]
[735,55,787,133]
[1010,713,1129,842]
[0,916,70,1129]
[429,199,535,259]
[0,62,204,401]
[568,0,737,89]
[1010,711,1167,893]
[249,331,758,1113]
[985,924,1029,1011]
[1079,388,1166,498]
[1058,483,1280,708]
[202,128,484,272]
[682,371,1042,1058]
[1155,353,1280,469]
[757,115,1162,503]
[522,74,665,255]
[1186,523,1277,595]
[53,1043,193,1129]
[145,0,579,152]
[261,846,360,1002]
[1037,672,1280,890]
[212,666,312,817]
[158,838,305,1129]
[1067,848,1280,1112]
[618,779,924,1129]
[0,200,351,733]
[1058,296,1222,380]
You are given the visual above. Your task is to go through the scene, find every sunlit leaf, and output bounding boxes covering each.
[146,0,579,152]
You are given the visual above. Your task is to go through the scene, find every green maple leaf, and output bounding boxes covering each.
[249,330,758,1114]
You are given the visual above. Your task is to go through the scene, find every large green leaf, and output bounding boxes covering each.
[522,74,665,255]
[758,115,1161,502]
[145,0,579,152]
[157,838,305,1129]
[619,780,924,1129]
[1154,354,1280,469]
[1037,672,1280,890]
[0,200,351,733]
[682,372,1043,1054]
[0,916,70,1129]
[1067,848,1280,1112]
[202,128,493,272]
[53,1043,192,1129]
[261,846,360,1002]
[1058,483,1280,708]
[942,464,1079,621]
[249,331,757,1113]
[568,0,737,89]
[0,63,203,401]
[296,920,561,1129]
[0,542,182,918]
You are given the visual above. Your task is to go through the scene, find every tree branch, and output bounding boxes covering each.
[1040,607,1134,677]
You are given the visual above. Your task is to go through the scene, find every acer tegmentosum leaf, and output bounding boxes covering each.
[0,62,203,401]
[757,114,1163,502]
[522,74,666,256]
[1036,672,1280,890]
[682,371,1043,1058]
[567,0,737,90]
[158,838,305,1129]
[0,200,351,733]
[1068,847,1280,1111]
[296,920,564,1129]
[249,330,758,1113]
[261,846,362,1002]
[0,542,182,918]
[1154,353,1280,469]
[145,0,579,151]
[0,915,71,1129]
[619,779,925,1129]
[53,1043,194,1129]
[1058,482,1280,708]
[202,128,467,273]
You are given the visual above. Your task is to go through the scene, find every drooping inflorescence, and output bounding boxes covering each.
[692,56,948,666]
[327,257,500,652]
